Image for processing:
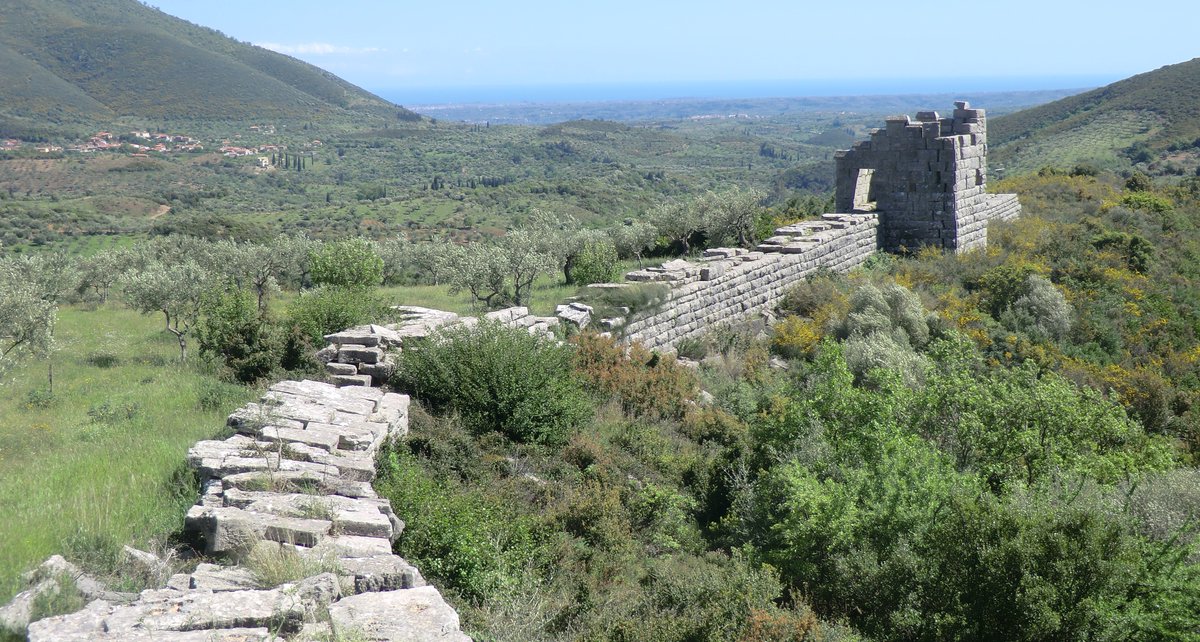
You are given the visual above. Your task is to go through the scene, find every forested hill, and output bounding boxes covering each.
[991,57,1200,175]
[0,0,417,132]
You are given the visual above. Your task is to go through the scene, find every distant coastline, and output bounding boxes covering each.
[377,75,1118,107]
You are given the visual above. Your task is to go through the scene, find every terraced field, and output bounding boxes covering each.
[991,110,1162,175]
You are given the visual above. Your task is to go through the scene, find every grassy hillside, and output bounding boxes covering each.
[992,58,1200,175]
[0,305,253,603]
[0,0,415,128]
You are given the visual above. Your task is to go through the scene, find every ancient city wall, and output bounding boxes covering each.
[313,104,1022,361]
[835,102,1019,253]
[618,213,880,351]
[26,381,469,642]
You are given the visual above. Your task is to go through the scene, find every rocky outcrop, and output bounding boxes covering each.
[23,380,470,642]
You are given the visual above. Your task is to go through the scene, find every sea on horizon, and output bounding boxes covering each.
[378,75,1118,107]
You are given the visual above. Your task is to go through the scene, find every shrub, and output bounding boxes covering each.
[1124,171,1152,192]
[568,238,620,285]
[571,332,699,420]
[771,316,823,360]
[196,287,281,383]
[842,330,928,386]
[286,285,382,345]
[970,262,1039,316]
[579,282,670,320]
[375,445,539,601]
[675,336,710,360]
[778,270,848,318]
[1001,275,1073,342]
[1119,191,1173,214]
[394,321,591,445]
[309,238,383,289]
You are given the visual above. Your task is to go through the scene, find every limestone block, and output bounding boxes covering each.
[333,509,393,539]
[185,564,260,591]
[185,505,332,553]
[700,264,725,281]
[314,344,338,364]
[324,362,357,376]
[259,424,341,453]
[356,360,395,382]
[316,535,391,558]
[556,302,592,329]
[337,345,383,365]
[332,374,372,387]
[484,306,530,325]
[328,586,470,642]
[324,330,381,347]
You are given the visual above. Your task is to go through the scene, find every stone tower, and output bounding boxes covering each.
[834,102,1020,253]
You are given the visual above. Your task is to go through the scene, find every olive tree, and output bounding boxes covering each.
[310,238,383,289]
[121,260,210,361]
[79,248,134,304]
[0,252,75,384]
[442,231,555,309]
[522,209,607,284]
[0,277,55,377]
[609,217,657,261]
[648,199,703,254]
[701,187,766,248]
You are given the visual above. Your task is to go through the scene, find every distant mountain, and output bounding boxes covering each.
[0,0,418,134]
[991,58,1200,175]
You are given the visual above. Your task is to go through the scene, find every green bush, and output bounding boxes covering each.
[309,238,383,289]
[394,321,592,445]
[196,287,281,383]
[286,285,382,345]
[1001,275,1073,342]
[568,238,620,285]
[375,442,539,601]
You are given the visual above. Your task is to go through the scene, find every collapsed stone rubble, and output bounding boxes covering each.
[22,380,470,642]
[317,306,560,387]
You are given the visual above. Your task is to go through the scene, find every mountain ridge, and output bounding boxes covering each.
[0,0,417,132]
[991,58,1200,174]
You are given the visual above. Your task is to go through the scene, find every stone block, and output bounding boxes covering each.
[324,362,357,376]
[337,345,383,365]
[332,374,372,387]
[356,360,395,381]
[328,587,470,642]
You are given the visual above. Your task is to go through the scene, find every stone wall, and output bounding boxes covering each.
[834,102,1020,253]
[317,103,1021,362]
[316,306,561,386]
[618,212,880,351]
[25,381,470,641]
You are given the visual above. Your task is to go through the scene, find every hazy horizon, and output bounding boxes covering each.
[379,75,1118,107]
[148,0,1198,106]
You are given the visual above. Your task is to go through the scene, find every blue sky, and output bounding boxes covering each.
[150,0,1200,102]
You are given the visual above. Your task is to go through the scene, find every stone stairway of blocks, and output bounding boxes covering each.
[26,380,470,642]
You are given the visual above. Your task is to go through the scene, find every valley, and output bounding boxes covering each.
[2,0,1200,640]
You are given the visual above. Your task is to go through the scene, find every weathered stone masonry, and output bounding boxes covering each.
[309,104,1022,367]
[619,212,881,351]
[314,105,1022,359]
[26,381,470,641]
[835,101,1020,253]
[578,103,1021,352]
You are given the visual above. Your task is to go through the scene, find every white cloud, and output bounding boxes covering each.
[256,42,385,55]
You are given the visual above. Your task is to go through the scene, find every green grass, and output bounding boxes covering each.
[0,304,254,602]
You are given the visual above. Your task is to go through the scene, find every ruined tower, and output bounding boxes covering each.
[834,102,1020,253]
